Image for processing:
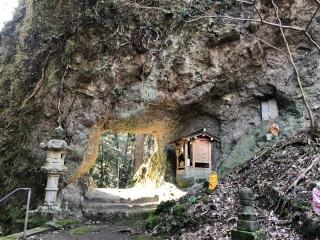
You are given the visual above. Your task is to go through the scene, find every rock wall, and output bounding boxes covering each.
[0,0,319,206]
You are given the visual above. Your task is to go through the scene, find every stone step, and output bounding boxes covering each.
[82,202,158,220]
[85,195,159,204]
[83,202,159,211]
[84,188,160,205]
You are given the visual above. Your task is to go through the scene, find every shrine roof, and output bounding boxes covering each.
[171,128,219,143]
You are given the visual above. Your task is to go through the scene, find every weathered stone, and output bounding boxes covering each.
[237,220,260,232]
[264,133,273,142]
[231,229,267,240]
[239,187,254,205]
[232,187,266,240]
[238,212,258,221]
[256,141,266,148]
[46,139,69,151]
[176,177,195,188]
[205,25,240,48]
[52,125,66,140]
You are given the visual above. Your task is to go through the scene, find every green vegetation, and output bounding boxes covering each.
[62,39,76,63]
[1,236,16,240]
[172,204,187,217]
[14,217,48,231]
[133,235,165,240]
[54,218,81,227]
[165,204,188,232]
[146,214,160,230]
[69,226,96,235]
[112,211,151,232]
[146,201,189,234]
[0,101,45,235]
[154,200,176,215]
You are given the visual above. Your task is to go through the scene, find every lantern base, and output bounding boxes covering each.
[35,203,71,219]
[231,229,266,240]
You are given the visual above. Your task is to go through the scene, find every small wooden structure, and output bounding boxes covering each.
[172,128,219,183]
[261,98,279,120]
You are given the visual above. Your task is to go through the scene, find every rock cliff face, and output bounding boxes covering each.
[0,0,319,204]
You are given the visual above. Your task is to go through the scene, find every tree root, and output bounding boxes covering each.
[275,156,320,212]
[284,156,320,195]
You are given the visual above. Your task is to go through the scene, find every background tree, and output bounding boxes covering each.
[90,132,155,188]
[133,134,146,175]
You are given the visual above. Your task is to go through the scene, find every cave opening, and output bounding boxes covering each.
[89,131,156,189]
[67,118,188,209]
[82,128,187,210]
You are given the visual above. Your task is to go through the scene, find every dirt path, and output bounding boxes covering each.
[28,224,136,240]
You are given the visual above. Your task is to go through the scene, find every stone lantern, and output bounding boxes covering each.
[41,126,69,210]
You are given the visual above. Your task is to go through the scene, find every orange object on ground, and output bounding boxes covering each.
[270,123,279,136]
[208,171,218,190]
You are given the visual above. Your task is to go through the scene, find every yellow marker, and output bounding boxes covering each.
[208,171,218,190]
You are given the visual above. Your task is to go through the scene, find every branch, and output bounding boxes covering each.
[275,156,319,212]
[57,64,72,124]
[236,0,255,4]
[253,4,263,22]
[183,14,305,31]
[183,13,320,51]
[305,5,319,32]
[271,0,316,131]
[21,52,51,108]
[305,31,320,50]
[21,67,46,108]
[121,1,168,12]
[284,156,320,194]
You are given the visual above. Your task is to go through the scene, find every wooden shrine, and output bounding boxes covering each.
[172,128,219,184]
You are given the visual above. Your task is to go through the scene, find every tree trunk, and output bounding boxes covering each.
[119,133,131,188]
[114,133,121,188]
[98,145,103,188]
[133,134,146,174]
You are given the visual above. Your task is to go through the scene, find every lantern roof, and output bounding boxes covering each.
[52,125,65,140]
[171,128,219,143]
